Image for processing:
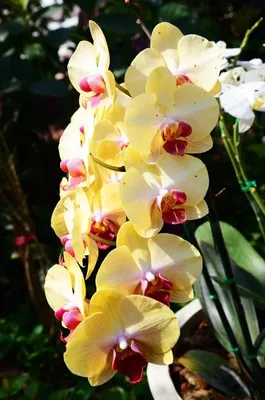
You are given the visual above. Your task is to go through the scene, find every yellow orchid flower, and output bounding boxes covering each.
[90,104,129,168]
[44,252,89,342]
[96,221,202,305]
[125,66,219,163]
[120,153,209,237]
[68,21,116,109]
[64,289,179,385]
[51,182,126,277]
[125,21,222,97]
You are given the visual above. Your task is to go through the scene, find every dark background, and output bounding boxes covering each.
[0,0,265,398]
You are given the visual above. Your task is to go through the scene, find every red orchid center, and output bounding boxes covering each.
[160,119,192,156]
[90,218,115,250]
[112,340,146,384]
[79,74,106,94]
[141,273,173,306]
[159,190,187,224]
[175,73,191,87]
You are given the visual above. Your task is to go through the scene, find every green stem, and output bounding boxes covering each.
[115,82,130,97]
[90,153,126,172]
[254,327,265,355]
[219,115,265,242]
[233,121,265,218]
[233,17,263,67]
[206,191,265,395]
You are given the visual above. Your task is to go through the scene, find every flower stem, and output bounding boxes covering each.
[116,82,130,97]
[90,153,126,172]
[125,0,151,39]
[219,114,265,242]
[233,17,263,67]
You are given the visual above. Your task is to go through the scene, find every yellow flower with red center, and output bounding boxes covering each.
[51,182,126,277]
[64,290,179,385]
[125,22,222,97]
[44,252,89,342]
[120,153,208,237]
[96,222,202,304]
[68,21,116,109]
[124,67,219,163]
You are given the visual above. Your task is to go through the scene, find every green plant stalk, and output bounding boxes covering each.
[233,17,263,67]
[219,115,265,242]
[206,191,265,395]
[232,121,265,218]
[183,225,255,392]
[254,327,265,356]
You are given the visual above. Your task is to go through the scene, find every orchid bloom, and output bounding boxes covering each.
[125,22,222,97]
[44,252,89,342]
[96,221,202,305]
[124,67,219,163]
[64,289,179,385]
[216,41,241,70]
[120,153,209,238]
[51,182,126,276]
[68,21,116,108]
[90,104,129,168]
[220,81,265,132]
[59,107,94,191]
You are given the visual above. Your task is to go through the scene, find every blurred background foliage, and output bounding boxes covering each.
[0,0,264,398]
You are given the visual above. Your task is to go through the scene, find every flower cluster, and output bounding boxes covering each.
[44,21,221,386]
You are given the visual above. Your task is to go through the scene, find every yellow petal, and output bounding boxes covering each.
[88,351,116,386]
[136,345,173,365]
[64,252,87,317]
[146,66,175,110]
[85,235,99,279]
[172,83,219,142]
[125,48,165,97]
[120,168,158,229]
[185,199,209,220]
[125,103,161,154]
[117,221,150,269]
[51,192,75,238]
[210,79,222,96]
[177,35,222,91]
[89,289,124,334]
[101,182,126,228]
[68,41,97,92]
[157,154,209,206]
[148,234,202,292]
[186,135,213,154]
[96,246,141,295]
[151,22,183,74]
[64,312,114,378]
[134,204,163,238]
[120,295,180,355]
[124,145,158,175]
[44,264,73,311]
[89,20,110,70]
[170,287,194,303]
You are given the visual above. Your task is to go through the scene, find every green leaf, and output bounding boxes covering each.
[194,241,260,354]
[29,79,69,97]
[24,381,39,399]
[0,389,8,399]
[8,375,28,396]
[196,221,265,304]
[178,350,250,398]
[100,387,128,400]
